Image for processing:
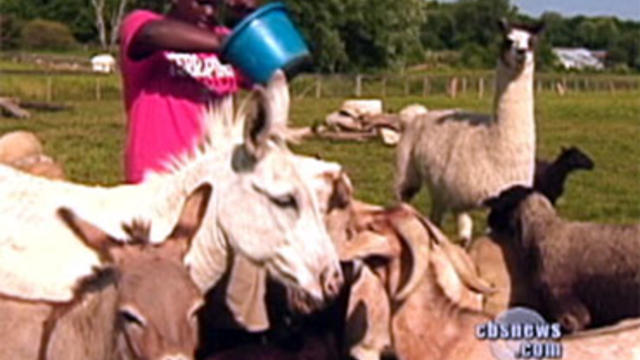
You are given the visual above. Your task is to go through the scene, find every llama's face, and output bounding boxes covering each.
[499,20,543,71]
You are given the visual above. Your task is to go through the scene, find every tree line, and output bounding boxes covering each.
[1,0,639,72]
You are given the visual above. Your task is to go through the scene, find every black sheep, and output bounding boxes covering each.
[484,186,640,333]
[534,146,594,204]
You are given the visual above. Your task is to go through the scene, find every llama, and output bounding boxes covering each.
[0,184,210,360]
[534,146,594,205]
[395,19,543,245]
[0,72,342,312]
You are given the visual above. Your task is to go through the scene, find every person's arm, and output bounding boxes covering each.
[128,19,225,61]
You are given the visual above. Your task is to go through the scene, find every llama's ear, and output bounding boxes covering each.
[532,22,546,35]
[561,145,568,153]
[498,18,510,33]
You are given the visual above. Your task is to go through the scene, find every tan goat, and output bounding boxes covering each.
[468,234,542,317]
[330,200,492,360]
[0,183,211,360]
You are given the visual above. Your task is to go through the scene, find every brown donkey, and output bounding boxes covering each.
[0,183,211,360]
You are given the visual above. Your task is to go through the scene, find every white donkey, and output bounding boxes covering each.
[0,71,342,309]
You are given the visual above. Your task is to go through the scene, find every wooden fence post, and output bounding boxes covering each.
[355,74,362,97]
[478,77,484,98]
[96,78,102,101]
[46,76,52,102]
[423,77,430,97]
[315,76,322,98]
[461,77,467,95]
[404,78,410,96]
[447,77,458,98]
[381,77,387,98]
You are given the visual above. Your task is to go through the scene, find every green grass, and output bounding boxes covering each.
[0,75,638,239]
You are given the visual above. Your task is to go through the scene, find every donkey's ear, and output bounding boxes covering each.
[243,70,290,160]
[57,207,120,263]
[243,89,271,160]
[167,182,213,257]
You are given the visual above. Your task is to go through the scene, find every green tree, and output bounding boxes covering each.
[20,19,78,50]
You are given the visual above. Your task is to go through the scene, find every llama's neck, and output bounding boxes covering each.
[493,60,535,139]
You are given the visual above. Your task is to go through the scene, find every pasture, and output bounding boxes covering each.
[1,71,638,237]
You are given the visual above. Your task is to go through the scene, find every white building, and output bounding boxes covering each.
[552,48,605,70]
[91,54,116,73]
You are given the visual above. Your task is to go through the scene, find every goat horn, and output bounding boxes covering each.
[421,220,495,295]
[391,212,431,301]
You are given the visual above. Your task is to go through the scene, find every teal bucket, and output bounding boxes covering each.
[221,2,311,84]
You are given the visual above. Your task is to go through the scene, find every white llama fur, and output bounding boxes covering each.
[0,72,341,303]
[395,22,541,242]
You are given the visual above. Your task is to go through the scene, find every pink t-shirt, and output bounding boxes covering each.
[120,10,243,183]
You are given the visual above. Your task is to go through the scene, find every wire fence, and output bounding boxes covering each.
[1,70,639,103]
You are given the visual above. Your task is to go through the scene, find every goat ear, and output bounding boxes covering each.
[338,231,395,262]
[168,183,213,258]
[328,172,353,211]
[57,208,119,263]
[497,17,510,33]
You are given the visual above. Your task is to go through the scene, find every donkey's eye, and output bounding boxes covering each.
[270,194,297,209]
[120,309,146,327]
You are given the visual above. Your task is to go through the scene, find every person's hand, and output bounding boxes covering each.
[224,0,258,24]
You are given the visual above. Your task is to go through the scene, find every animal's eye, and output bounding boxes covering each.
[503,39,514,48]
[270,194,297,209]
[120,309,146,327]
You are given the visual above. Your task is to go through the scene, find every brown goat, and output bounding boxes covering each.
[0,183,211,360]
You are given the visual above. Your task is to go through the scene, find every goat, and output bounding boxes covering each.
[347,208,640,359]
[468,233,543,317]
[484,185,640,332]
[534,146,594,205]
[0,183,211,360]
[395,19,543,245]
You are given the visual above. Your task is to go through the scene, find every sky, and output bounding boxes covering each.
[511,0,640,21]
[437,0,640,21]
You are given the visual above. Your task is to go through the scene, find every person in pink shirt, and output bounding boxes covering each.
[119,0,256,183]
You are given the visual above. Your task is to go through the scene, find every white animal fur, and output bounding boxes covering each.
[0,72,341,305]
[394,24,538,242]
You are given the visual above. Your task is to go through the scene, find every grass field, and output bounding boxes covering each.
[0,73,638,238]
